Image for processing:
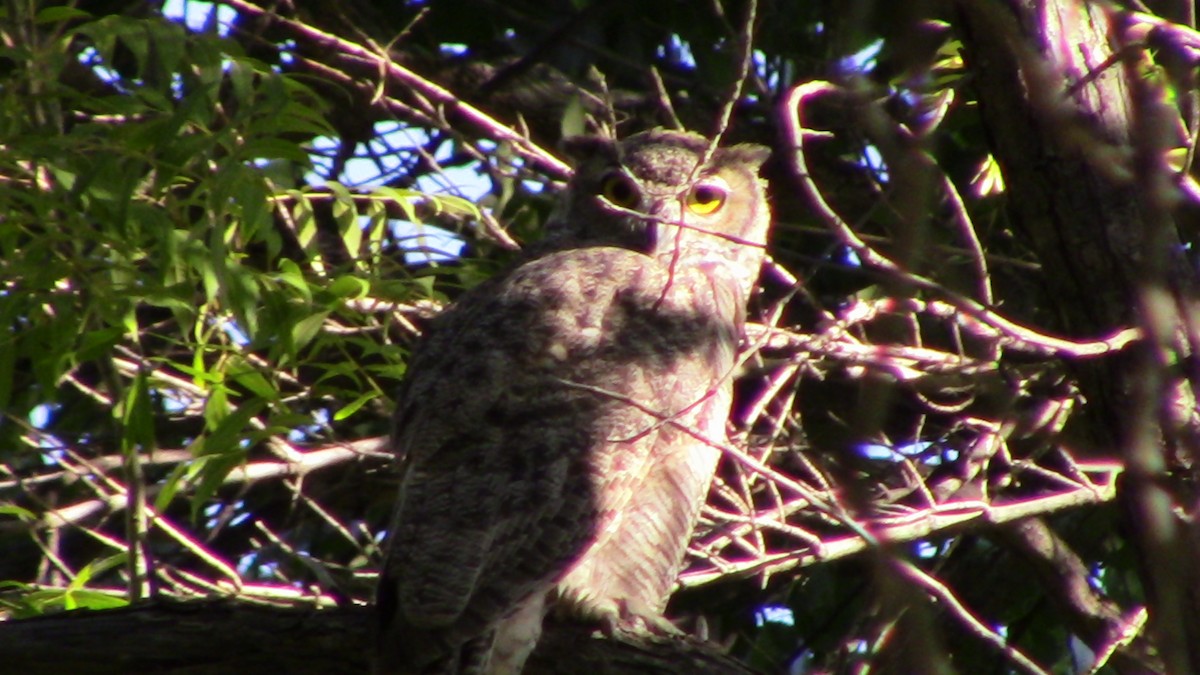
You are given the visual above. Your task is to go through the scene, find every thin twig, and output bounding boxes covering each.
[892,558,1050,675]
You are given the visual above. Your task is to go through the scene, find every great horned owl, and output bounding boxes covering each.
[375,129,771,674]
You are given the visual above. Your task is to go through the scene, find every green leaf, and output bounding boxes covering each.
[374,187,420,223]
[292,192,318,253]
[153,462,190,513]
[333,391,378,421]
[203,384,230,430]
[63,589,129,612]
[326,183,362,258]
[328,275,369,300]
[364,198,389,264]
[187,453,246,516]
[229,360,280,401]
[36,6,92,23]
[240,137,312,163]
[225,263,262,337]
[0,505,36,521]
[227,58,257,110]
[430,194,481,220]
[232,171,270,241]
[69,555,127,590]
[292,310,329,351]
[64,556,129,610]
[276,259,313,302]
[120,369,156,453]
[201,398,265,458]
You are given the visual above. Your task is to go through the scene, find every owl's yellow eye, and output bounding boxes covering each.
[600,174,639,209]
[686,183,727,215]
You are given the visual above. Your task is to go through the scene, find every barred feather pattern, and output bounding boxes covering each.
[375,129,772,674]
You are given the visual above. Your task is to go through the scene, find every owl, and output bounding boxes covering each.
[375,129,772,674]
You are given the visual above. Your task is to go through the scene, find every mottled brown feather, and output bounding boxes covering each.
[375,129,771,675]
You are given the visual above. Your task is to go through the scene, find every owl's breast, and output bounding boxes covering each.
[521,247,737,352]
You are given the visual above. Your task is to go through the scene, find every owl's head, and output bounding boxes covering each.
[547,128,772,297]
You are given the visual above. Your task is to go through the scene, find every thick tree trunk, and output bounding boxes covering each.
[956,1,1200,672]
[959,0,1149,443]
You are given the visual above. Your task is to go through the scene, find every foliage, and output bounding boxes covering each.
[2,1,1199,673]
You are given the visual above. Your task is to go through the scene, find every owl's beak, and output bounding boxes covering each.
[645,197,687,258]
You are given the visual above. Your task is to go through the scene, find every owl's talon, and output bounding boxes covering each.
[638,613,683,637]
[581,597,681,638]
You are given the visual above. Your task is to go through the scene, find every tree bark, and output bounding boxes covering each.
[956,0,1152,444]
[0,600,758,674]
[956,1,1200,672]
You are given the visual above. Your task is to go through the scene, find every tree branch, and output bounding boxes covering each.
[0,600,757,675]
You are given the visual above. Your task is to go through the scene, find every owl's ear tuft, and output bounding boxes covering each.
[560,135,619,166]
[716,144,771,172]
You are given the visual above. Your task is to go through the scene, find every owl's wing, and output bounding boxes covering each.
[383,395,590,629]
[379,248,659,644]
